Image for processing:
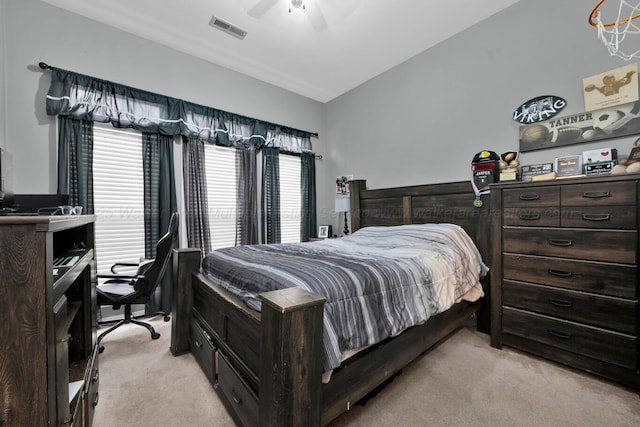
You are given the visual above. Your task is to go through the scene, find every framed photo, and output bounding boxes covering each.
[335,175,353,194]
[627,146,640,163]
[583,63,638,112]
[318,225,330,239]
[555,155,583,177]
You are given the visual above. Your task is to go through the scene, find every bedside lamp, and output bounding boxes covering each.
[335,197,351,235]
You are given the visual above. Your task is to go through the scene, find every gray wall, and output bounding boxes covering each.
[1,0,325,199]
[0,2,7,152]
[326,0,638,192]
[2,0,639,231]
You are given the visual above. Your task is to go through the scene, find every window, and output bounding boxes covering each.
[204,144,237,250]
[203,147,302,247]
[279,154,301,243]
[92,123,145,274]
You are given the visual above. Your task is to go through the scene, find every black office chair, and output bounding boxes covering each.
[96,212,178,352]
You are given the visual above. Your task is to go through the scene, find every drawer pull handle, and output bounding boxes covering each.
[194,339,202,348]
[93,391,100,407]
[547,329,572,340]
[548,269,573,278]
[582,213,610,221]
[93,369,99,382]
[519,194,540,201]
[231,389,242,405]
[548,239,572,246]
[519,213,541,220]
[582,191,610,199]
[548,298,572,308]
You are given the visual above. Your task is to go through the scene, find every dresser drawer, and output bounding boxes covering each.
[503,207,560,227]
[561,205,636,229]
[561,180,636,206]
[217,353,258,427]
[503,227,636,263]
[190,319,216,385]
[83,346,100,427]
[502,281,637,334]
[503,254,637,299]
[502,307,637,369]
[503,186,560,207]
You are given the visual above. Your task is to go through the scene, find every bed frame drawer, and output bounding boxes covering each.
[190,319,216,385]
[502,280,636,335]
[502,307,636,370]
[217,354,258,427]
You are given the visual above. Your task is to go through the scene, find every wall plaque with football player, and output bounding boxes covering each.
[519,100,640,152]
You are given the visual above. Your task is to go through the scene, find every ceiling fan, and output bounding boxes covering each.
[248,0,329,32]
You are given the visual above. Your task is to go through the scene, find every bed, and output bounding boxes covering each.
[170,179,492,426]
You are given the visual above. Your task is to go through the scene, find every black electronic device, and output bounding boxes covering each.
[9,194,69,214]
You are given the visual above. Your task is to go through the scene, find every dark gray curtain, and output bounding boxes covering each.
[45,66,313,146]
[142,132,177,313]
[57,116,94,213]
[182,137,211,255]
[301,152,317,241]
[236,146,259,246]
[262,147,281,244]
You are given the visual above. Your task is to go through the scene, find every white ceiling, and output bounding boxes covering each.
[41,0,521,103]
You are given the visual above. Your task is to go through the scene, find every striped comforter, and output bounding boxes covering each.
[201,223,488,371]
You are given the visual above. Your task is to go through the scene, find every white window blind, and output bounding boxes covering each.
[279,154,301,243]
[204,144,237,250]
[92,123,145,274]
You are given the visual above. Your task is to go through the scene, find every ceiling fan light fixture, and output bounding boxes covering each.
[289,0,305,13]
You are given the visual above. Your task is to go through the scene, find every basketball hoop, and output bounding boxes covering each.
[589,0,640,60]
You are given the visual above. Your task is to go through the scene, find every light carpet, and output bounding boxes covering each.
[93,317,640,427]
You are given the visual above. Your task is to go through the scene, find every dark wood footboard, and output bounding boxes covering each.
[171,248,327,426]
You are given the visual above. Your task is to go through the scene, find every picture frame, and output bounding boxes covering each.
[318,225,330,239]
[583,63,638,112]
[335,175,353,194]
[554,155,583,177]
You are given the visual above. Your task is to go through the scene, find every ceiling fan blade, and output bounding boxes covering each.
[307,2,328,32]
[248,0,280,19]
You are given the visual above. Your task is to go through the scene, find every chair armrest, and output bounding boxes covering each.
[111,262,139,274]
[97,273,137,280]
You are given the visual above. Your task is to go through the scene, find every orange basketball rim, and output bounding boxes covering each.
[589,0,640,27]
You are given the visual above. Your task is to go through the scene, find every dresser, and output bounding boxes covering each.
[0,215,99,426]
[490,175,639,388]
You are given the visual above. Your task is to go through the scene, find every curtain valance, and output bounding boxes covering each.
[44,65,313,151]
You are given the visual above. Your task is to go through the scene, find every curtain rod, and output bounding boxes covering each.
[38,62,319,139]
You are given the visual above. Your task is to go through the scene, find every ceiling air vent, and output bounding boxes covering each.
[209,16,247,40]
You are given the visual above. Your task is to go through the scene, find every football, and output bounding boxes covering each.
[551,126,582,143]
[520,124,549,143]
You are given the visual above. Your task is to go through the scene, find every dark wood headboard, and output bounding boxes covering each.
[349,179,492,332]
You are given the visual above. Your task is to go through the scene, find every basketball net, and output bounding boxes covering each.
[592,0,640,60]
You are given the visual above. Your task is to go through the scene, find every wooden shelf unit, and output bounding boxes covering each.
[0,215,99,426]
